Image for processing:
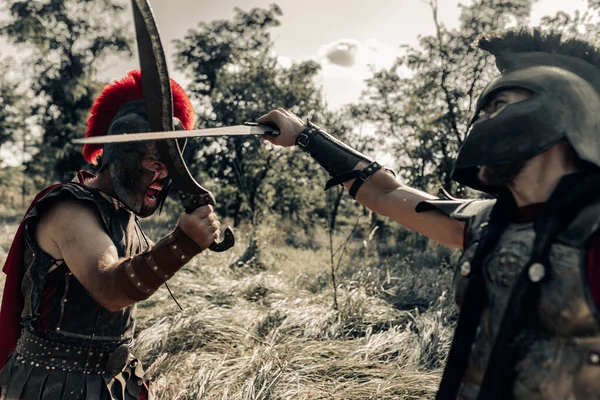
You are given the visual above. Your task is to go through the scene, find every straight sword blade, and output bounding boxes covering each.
[72,123,279,144]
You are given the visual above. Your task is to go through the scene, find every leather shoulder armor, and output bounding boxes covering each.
[557,200,600,248]
[24,183,114,234]
[416,198,496,221]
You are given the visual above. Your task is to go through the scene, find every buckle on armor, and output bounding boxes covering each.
[296,131,310,148]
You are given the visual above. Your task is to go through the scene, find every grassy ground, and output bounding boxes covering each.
[0,210,458,399]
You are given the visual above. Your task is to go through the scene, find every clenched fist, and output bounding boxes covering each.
[177,205,221,250]
[258,108,306,147]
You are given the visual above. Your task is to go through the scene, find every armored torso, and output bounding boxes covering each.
[19,183,150,347]
[455,201,600,400]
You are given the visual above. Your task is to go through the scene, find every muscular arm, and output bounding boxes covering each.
[349,161,465,249]
[35,197,132,312]
[259,109,466,249]
[35,196,220,312]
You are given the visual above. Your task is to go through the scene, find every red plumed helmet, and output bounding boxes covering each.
[83,70,194,165]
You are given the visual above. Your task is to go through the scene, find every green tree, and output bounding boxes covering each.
[175,5,326,229]
[1,0,132,184]
[0,59,27,152]
[538,0,600,43]
[357,0,534,193]
[174,5,379,266]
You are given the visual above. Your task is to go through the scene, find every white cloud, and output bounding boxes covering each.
[318,38,403,78]
[276,55,293,69]
[264,39,404,109]
[319,39,360,67]
[315,38,404,108]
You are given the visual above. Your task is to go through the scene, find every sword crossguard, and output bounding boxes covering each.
[179,191,235,252]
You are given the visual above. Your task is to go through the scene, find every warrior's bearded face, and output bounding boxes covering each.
[473,88,532,188]
[104,138,169,218]
[137,151,169,218]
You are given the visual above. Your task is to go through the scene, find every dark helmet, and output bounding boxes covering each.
[452,30,600,191]
[83,70,194,213]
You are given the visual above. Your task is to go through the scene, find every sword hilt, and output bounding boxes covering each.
[244,121,281,136]
[179,191,235,252]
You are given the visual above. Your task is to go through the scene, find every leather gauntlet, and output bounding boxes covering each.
[118,227,202,301]
[296,120,372,176]
[296,120,394,198]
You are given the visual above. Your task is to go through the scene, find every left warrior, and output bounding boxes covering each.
[0,70,222,399]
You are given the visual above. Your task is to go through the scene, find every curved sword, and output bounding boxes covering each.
[132,0,234,252]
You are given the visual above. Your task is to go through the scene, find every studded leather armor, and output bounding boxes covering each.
[452,200,600,399]
[0,183,152,399]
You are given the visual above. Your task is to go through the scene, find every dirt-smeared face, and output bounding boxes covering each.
[105,140,168,216]
[101,102,171,216]
[137,151,169,218]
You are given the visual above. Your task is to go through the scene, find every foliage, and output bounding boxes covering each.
[0,59,28,153]
[357,0,534,193]
[0,166,37,211]
[0,0,132,184]
[174,5,329,231]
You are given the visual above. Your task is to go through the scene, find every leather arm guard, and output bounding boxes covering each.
[296,120,394,199]
[117,227,203,301]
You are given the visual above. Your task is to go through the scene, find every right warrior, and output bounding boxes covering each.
[258,30,600,399]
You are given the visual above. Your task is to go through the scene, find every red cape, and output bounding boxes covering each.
[0,172,93,367]
[0,184,59,366]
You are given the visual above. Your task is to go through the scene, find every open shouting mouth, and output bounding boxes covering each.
[145,183,163,204]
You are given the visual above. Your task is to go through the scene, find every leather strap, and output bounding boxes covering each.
[324,161,384,199]
[436,191,515,399]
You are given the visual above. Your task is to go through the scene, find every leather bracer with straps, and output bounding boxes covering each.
[117,226,202,301]
[295,120,394,198]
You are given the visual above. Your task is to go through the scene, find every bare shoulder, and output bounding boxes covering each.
[35,195,108,260]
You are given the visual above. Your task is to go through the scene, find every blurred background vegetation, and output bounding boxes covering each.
[1,0,600,398]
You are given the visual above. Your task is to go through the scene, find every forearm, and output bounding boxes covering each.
[294,126,464,248]
[91,227,202,312]
[341,163,463,247]
[353,172,435,216]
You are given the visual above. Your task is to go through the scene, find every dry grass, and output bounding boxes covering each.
[0,214,457,399]
[132,221,456,399]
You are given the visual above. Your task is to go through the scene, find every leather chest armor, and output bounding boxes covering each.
[454,200,600,400]
[19,183,150,347]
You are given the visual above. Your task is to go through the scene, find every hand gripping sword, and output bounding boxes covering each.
[131,0,234,252]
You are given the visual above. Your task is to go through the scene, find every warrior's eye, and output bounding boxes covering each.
[483,99,507,115]
[474,98,507,123]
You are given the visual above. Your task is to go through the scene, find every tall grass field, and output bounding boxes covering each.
[0,208,459,399]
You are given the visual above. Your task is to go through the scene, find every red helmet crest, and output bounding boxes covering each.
[83,70,194,165]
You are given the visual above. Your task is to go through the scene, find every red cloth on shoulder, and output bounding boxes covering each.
[587,236,600,310]
[0,184,60,366]
[461,203,600,312]
[0,171,93,367]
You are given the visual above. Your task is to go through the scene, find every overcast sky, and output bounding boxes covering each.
[93,0,588,109]
[0,0,589,108]
[0,0,590,165]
